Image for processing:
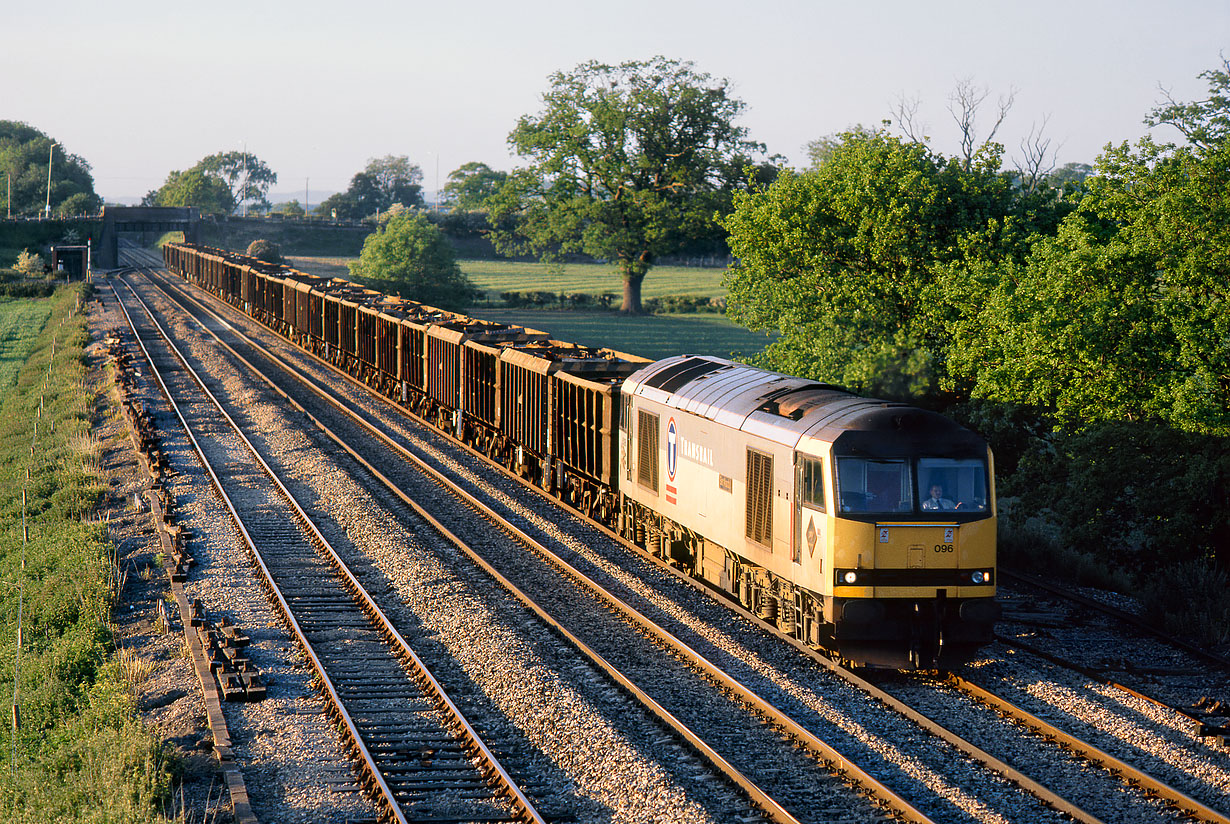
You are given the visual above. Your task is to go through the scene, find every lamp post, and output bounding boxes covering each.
[44,142,57,219]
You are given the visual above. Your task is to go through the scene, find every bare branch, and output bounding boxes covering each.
[891,93,927,143]
[947,77,1016,168]
[1014,114,1059,193]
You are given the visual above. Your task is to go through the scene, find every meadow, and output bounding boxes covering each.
[284,256,768,359]
[287,256,729,299]
[476,308,774,361]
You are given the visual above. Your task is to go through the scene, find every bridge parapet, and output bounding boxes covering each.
[99,206,199,268]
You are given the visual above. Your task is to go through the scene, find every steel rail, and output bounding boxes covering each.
[993,631,1225,746]
[112,274,546,824]
[948,675,1230,824]
[137,264,928,822]
[1000,568,1230,672]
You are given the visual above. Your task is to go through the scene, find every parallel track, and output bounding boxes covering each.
[111,273,546,824]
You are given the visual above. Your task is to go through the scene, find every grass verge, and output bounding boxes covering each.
[0,299,55,399]
[0,287,174,822]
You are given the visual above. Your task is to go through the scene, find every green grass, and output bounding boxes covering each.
[473,307,776,361]
[283,256,764,360]
[0,298,55,399]
[287,256,729,300]
[461,259,728,299]
[0,287,174,821]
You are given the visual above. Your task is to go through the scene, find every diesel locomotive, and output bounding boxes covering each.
[161,242,999,668]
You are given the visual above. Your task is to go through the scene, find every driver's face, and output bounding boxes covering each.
[929,485,943,499]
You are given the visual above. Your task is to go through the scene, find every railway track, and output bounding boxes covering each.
[117,264,885,823]
[121,263,1112,822]
[997,568,1230,749]
[110,273,548,824]
[118,258,1230,823]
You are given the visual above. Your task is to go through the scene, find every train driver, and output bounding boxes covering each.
[922,483,956,511]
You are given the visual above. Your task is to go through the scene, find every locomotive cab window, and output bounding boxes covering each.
[917,458,988,512]
[836,457,912,513]
[798,456,826,512]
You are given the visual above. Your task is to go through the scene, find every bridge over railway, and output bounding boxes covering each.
[97,206,199,268]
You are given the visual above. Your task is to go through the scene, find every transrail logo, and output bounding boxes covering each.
[679,434,713,468]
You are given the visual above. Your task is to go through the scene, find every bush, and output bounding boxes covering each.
[245,238,283,263]
[1137,559,1230,647]
[349,212,478,311]
[15,249,44,276]
[1011,422,1230,573]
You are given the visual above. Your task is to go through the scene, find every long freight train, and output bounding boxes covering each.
[161,242,999,668]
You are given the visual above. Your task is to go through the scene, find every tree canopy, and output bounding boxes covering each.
[441,162,507,211]
[723,128,1051,402]
[198,150,278,213]
[0,121,101,217]
[488,56,767,313]
[317,156,424,221]
[146,167,235,215]
[955,61,1230,436]
[722,65,1230,605]
[144,151,276,215]
[347,211,477,311]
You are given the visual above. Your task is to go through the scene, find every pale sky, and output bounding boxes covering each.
[8,1,1226,203]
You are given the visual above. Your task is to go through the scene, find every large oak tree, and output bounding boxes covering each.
[489,56,766,313]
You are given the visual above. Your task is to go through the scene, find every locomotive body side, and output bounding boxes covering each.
[620,355,998,668]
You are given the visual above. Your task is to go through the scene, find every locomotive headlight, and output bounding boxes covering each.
[970,571,985,584]
[842,571,859,585]
[971,570,992,584]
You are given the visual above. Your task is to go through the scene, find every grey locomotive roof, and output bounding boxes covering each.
[627,355,910,448]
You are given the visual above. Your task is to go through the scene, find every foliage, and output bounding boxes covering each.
[442,162,508,211]
[956,64,1230,436]
[488,56,768,313]
[245,238,283,263]
[0,122,102,217]
[271,198,305,217]
[316,155,424,220]
[348,212,477,310]
[15,248,44,276]
[0,288,173,820]
[723,128,1050,404]
[148,167,235,215]
[198,150,278,212]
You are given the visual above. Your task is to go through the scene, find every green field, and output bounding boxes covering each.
[475,308,775,361]
[0,297,54,398]
[287,256,729,300]
[283,255,763,359]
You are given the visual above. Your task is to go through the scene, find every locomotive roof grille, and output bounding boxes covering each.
[757,385,852,420]
[642,357,729,393]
